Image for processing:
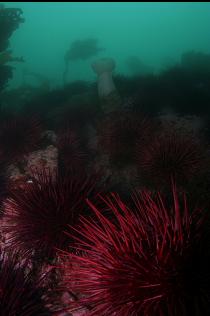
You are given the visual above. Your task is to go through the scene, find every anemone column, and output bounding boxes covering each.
[92,58,122,113]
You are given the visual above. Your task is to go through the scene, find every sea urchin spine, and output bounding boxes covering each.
[61,185,209,316]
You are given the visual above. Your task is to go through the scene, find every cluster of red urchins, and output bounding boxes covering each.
[1,111,209,316]
[60,184,210,316]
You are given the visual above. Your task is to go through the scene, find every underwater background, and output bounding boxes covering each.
[1,2,210,316]
[4,2,210,87]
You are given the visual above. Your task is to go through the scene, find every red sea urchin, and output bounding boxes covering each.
[61,185,210,316]
[136,129,207,188]
[3,168,97,263]
[97,110,152,168]
[0,250,51,315]
[0,115,42,163]
[57,128,88,174]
